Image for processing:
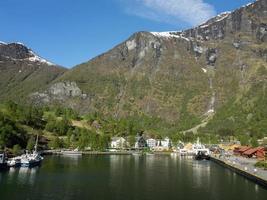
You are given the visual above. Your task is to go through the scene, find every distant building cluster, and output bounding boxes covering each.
[110,134,172,151]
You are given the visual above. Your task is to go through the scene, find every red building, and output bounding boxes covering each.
[243,147,266,159]
[234,146,252,155]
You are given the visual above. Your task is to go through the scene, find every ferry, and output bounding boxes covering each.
[192,139,210,155]
[195,151,210,160]
[192,138,210,160]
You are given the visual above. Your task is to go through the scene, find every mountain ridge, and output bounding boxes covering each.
[0,42,67,102]
[1,0,267,136]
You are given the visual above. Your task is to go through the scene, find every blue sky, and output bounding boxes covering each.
[0,0,254,67]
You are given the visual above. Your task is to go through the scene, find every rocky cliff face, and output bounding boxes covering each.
[0,42,33,60]
[31,81,87,102]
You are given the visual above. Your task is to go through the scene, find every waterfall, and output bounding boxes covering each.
[207,92,215,114]
[205,73,215,115]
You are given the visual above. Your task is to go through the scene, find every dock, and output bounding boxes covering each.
[210,155,267,189]
[41,150,133,156]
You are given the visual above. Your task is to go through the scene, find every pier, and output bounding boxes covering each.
[210,155,267,189]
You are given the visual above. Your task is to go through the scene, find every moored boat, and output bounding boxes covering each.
[132,152,142,156]
[194,151,210,160]
[21,135,44,168]
[20,152,43,167]
[7,157,21,167]
[61,148,82,156]
[0,152,8,170]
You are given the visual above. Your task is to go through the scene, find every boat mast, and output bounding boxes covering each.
[34,134,39,152]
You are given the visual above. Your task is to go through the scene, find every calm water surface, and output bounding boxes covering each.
[0,155,266,200]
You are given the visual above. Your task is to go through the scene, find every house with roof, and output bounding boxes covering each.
[146,138,157,149]
[154,137,172,151]
[234,146,252,155]
[161,137,172,148]
[110,137,127,149]
[242,147,266,159]
[135,134,148,149]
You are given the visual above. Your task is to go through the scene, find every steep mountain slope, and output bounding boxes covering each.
[52,32,210,128]
[31,0,267,134]
[0,42,67,102]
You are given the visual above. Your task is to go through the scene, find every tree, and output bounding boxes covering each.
[98,135,110,150]
[57,117,71,136]
[27,136,35,151]
[55,107,64,117]
[12,144,22,155]
[251,137,259,147]
[49,137,64,149]
[127,135,136,147]
[78,129,91,150]
[0,112,26,149]
[238,135,250,146]
[45,118,57,132]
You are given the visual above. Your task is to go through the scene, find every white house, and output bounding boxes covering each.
[161,137,171,148]
[154,137,172,151]
[146,138,157,149]
[110,137,127,149]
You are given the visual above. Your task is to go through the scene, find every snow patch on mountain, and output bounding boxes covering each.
[0,41,7,45]
[199,11,230,28]
[150,31,190,42]
[0,41,55,66]
[28,50,55,66]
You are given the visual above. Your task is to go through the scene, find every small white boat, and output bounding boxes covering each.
[145,152,154,156]
[7,157,21,167]
[61,148,82,156]
[132,152,142,156]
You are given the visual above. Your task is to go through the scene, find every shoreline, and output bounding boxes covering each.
[210,155,267,189]
[41,150,173,156]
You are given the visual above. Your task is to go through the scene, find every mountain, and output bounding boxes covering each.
[0,42,67,102]
[6,0,267,135]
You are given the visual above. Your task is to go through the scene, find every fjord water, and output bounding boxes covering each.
[0,155,266,200]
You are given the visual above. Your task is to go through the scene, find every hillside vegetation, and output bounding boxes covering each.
[1,0,267,142]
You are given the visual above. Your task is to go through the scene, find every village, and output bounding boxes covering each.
[107,134,267,187]
[109,134,266,158]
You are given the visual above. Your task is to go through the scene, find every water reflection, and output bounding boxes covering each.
[1,155,267,200]
[17,167,38,185]
[192,160,211,189]
[255,184,259,193]
[61,155,81,166]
